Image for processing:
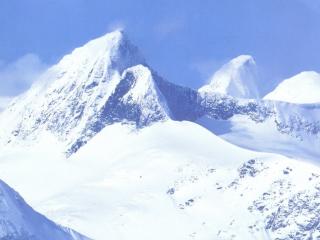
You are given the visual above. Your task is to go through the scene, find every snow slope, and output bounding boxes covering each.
[1,121,320,239]
[197,98,320,161]
[199,55,259,98]
[0,96,13,112]
[264,71,320,104]
[0,179,89,240]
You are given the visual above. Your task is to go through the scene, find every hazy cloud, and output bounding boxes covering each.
[0,54,48,96]
[190,58,227,85]
[107,20,126,32]
[155,17,186,38]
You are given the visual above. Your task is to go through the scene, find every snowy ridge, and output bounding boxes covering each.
[0,30,320,159]
[119,65,171,122]
[198,95,320,159]
[0,179,89,240]
[0,30,206,153]
[199,55,259,98]
[69,64,171,153]
[264,71,320,104]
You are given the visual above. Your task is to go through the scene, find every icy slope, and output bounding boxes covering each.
[1,121,320,239]
[264,71,320,104]
[0,179,89,240]
[199,55,259,98]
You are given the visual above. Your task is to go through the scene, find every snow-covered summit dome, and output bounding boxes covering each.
[264,71,320,104]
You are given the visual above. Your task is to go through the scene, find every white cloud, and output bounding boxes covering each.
[0,54,48,96]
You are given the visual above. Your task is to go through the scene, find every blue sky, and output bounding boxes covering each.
[1,0,320,96]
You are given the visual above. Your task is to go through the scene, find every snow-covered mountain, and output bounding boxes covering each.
[0,179,89,240]
[1,32,319,159]
[199,55,259,98]
[0,30,164,154]
[264,71,320,104]
[1,30,320,240]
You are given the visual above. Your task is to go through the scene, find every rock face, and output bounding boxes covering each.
[199,55,259,99]
[0,31,320,157]
[0,179,89,240]
[69,64,171,154]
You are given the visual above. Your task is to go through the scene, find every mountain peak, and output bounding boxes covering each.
[122,65,160,102]
[229,54,255,66]
[56,30,144,71]
[199,55,259,99]
[79,29,127,54]
[264,71,320,104]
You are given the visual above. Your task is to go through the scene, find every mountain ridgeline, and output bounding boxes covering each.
[0,30,320,156]
[0,180,89,240]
